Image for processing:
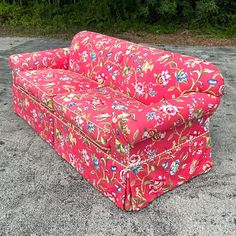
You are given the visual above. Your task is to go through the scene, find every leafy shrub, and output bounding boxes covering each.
[0,0,235,36]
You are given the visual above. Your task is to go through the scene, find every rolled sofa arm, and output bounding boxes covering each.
[9,47,70,72]
[112,92,221,145]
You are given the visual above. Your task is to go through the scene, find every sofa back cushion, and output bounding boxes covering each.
[116,43,224,105]
[69,31,126,87]
[70,31,224,105]
[114,43,180,104]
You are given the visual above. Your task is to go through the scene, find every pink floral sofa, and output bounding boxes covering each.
[9,31,224,211]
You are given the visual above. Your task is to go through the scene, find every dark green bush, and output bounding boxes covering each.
[0,0,235,36]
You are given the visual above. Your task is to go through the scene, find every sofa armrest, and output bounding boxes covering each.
[112,92,221,145]
[9,47,70,72]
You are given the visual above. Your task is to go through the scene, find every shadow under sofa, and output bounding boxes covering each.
[9,31,224,211]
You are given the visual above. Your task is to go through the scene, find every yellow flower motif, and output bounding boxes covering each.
[142,60,154,73]
[44,98,53,109]
[73,43,80,51]
[190,159,198,175]
[23,98,29,107]
[56,128,62,140]
[123,65,131,77]
[69,132,76,145]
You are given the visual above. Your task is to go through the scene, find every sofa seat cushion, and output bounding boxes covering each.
[14,69,102,110]
[53,87,145,150]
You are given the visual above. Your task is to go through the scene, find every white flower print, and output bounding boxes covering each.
[159,70,171,86]
[160,104,179,116]
[134,82,145,95]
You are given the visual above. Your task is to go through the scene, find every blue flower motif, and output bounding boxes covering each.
[130,53,135,58]
[149,88,157,97]
[106,52,113,57]
[111,166,117,172]
[203,119,210,131]
[170,160,180,175]
[130,165,142,174]
[148,150,156,159]
[39,114,43,123]
[136,65,142,72]
[146,112,156,120]
[207,79,218,86]
[115,129,120,135]
[162,161,169,170]
[176,71,188,83]
[90,52,96,61]
[92,154,99,169]
[68,102,76,107]
[87,122,95,132]
[34,60,39,66]
[79,167,84,173]
[57,105,63,110]
[107,65,114,71]
[112,101,128,110]
[93,159,99,169]
[116,186,122,192]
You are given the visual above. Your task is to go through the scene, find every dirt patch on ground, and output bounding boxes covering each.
[116,30,236,47]
[1,28,235,47]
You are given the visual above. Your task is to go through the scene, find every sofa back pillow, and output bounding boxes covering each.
[70,31,224,105]
[115,43,224,105]
[69,31,126,87]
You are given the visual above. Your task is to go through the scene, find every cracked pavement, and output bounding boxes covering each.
[0,37,236,236]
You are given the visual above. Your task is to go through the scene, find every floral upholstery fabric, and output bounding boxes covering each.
[126,116,211,165]
[9,31,224,211]
[9,47,70,72]
[118,44,224,104]
[54,115,212,211]
[69,31,125,87]
[112,92,220,146]
[125,132,212,210]
[12,85,54,146]
[53,87,146,150]
[69,31,224,105]
[54,118,128,209]
[14,69,102,110]
[110,112,213,166]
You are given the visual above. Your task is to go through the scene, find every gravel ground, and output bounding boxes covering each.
[0,37,235,236]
